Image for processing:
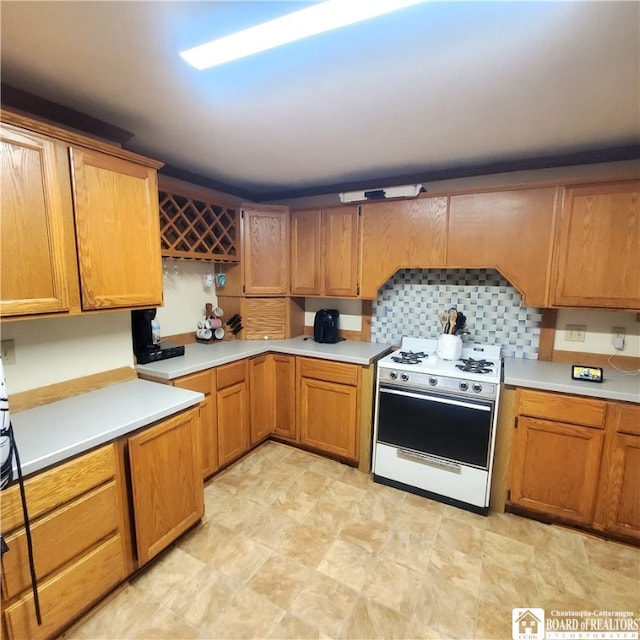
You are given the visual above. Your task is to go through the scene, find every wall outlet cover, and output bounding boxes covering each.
[1,339,16,365]
[565,324,586,342]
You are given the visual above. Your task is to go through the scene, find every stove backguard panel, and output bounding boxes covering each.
[371,269,542,359]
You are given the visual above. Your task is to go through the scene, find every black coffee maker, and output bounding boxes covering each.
[131,309,184,364]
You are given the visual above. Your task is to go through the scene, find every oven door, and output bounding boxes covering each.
[376,384,495,469]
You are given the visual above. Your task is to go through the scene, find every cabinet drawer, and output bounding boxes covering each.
[216,360,247,390]
[609,402,640,436]
[1,444,117,533]
[519,389,606,428]
[299,357,360,387]
[1,482,120,601]
[174,369,213,395]
[3,535,126,640]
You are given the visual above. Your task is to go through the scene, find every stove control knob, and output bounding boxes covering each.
[459,381,469,391]
[389,371,397,380]
[472,383,482,393]
[400,373,409,382]
[428,377,438,386]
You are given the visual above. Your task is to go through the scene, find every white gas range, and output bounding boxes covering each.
[372,337,503,514]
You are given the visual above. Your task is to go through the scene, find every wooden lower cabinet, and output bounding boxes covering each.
[509,388,639,542]
[594,402,640,539]
[510,416,604,524]
[249,354,296,444]
[297,357,360,462]
[1,444,132,640]
[273,355,296,441]
[249,355,273,445]
[128,408,204,565]
[597,433,640,538]
[174,370,218,479]
[217,360,251,466]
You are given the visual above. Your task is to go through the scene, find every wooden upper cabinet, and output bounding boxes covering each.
[323,206,360,297]
[1,111,164,319]
[551,181,640,309]
[290,206,360,297]
[242,205,290,295]
[290,209,322,295]
[0,125,70,316]
[448,188,558,307]
[70,148,163,310]
[359,197,448,298]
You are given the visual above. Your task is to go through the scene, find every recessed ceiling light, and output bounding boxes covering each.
[180,0,426,70]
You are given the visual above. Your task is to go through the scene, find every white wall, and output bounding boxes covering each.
[553,309,640,357]
[1,311,133,394]
[156,258,219,337]
[304,298,362,332]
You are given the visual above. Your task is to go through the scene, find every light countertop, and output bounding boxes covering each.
[11,379,203,477]
[503,357,640,404]
[135,337,393,380]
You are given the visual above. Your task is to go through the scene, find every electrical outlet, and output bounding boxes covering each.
[612,327,626,351]
[565,324,586,342]
[0,339,16,365]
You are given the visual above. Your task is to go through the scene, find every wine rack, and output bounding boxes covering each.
[159,190,239,261]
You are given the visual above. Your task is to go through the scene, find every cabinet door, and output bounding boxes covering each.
[128,409,203,565]
[0,125,70,316]
[290,209,322,295]
[299,377,358,460]
[360,197,448,298]
[198,395,218,478]
[249,355,274,445]
[323,206,360,297]
[448,188,557,307]
[174,370,218,478]
[242,206,289,294]
[600,433,640,540]
[510,416,604,524]
[273,354,296,441]
[70,147,163,310]
[217,382,250,466]
[552,181,640,309]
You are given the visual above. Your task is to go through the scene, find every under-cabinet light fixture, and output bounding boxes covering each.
[180,0,426,70]
[340,184,424,203]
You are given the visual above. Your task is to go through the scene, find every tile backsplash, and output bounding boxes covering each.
[371,269,542,359]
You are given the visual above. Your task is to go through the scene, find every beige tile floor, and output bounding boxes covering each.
[62,442,640,640]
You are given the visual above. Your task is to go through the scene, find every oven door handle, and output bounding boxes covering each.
[379,387,492,412]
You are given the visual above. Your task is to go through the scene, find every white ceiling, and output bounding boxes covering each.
[1,1,639,200]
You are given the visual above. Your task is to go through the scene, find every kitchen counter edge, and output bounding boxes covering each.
[135,337,394,380]
[11,379,204,478]
[503,357,640,404]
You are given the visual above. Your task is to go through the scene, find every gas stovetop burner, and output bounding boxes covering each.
[391,350,426,365]
[455,358,495,374]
